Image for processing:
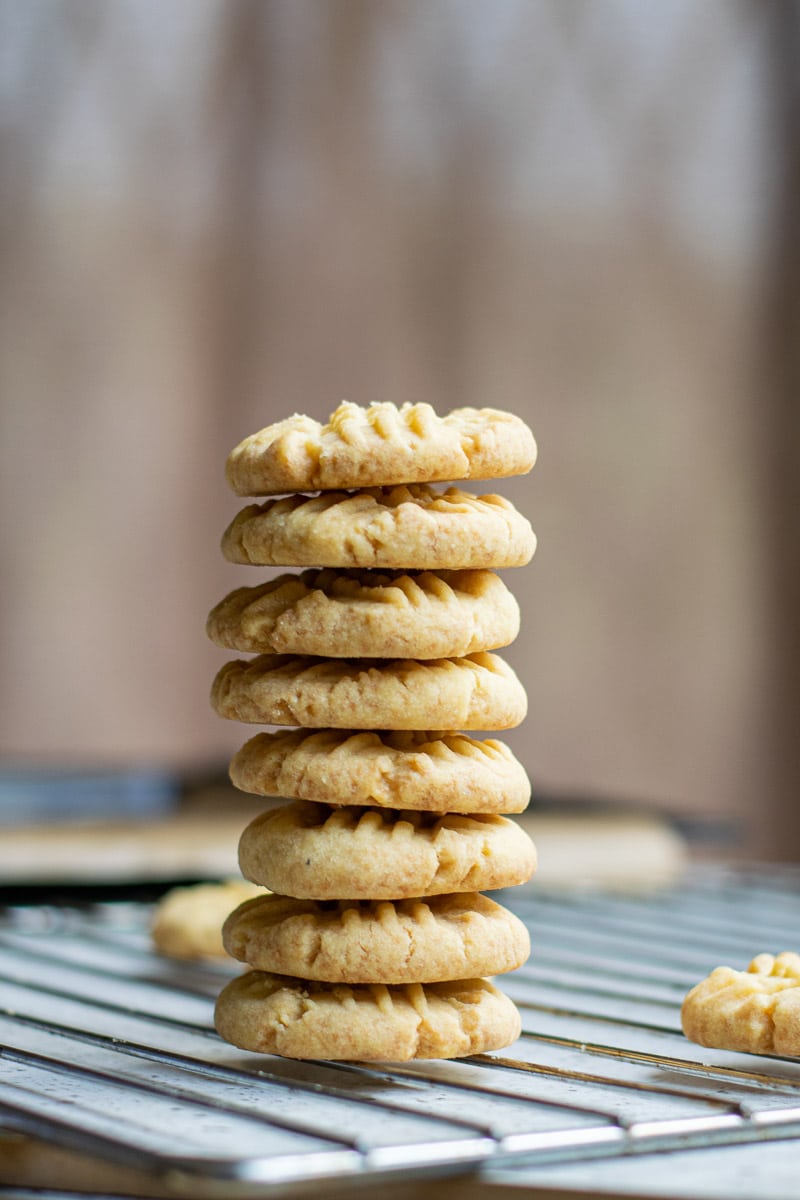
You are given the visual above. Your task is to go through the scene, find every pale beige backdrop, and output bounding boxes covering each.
[1,1,798,856]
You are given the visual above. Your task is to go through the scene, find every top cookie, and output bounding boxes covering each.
[226,402,537,496]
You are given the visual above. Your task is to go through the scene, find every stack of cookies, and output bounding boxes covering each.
[208,401,538,1062]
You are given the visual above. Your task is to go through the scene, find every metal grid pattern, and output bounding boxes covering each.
[2,868,800,1197]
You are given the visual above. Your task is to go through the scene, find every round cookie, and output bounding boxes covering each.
[229,729,531,814]
[206,568,520,659]
[682,952,800,1056]
[223,892,530,983]
[211,652,527,731]
[225,401,537,496]
[221,484,536,571]
[238,802,537,900]
[215,971,522,1061]
[151,879,266,960]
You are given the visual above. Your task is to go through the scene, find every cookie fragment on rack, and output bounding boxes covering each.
[206,568,520,659]
[151,879,265,960]
[223,892,530,984]
[229,729,531,814]
[221,485,536,570]
[238,802,537,900]
[682,952,800,1056]
[225,401,537,496]
[211,651,527,731]
[215,970,522,1061]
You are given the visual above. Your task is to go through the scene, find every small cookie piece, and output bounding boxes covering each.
[225,401,537,496]
[206,568,520,659]
[223,892,530,983]
[682,952,800,1056]
[211,652,527,731]
[229,729,530,813]
[215,970,522,1061]
[221,485,536,571]
[151,879,265,960]
[238,802,537,899]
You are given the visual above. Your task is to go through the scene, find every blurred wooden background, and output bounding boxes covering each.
[1,0,798,857]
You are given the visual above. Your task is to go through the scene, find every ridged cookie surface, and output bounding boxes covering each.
[221,485,536,570]
[206,568,519,658]
[682,952,800,1056]
[225,401,537,496]
[238,802,537,899]
[214,970,522,1061]
[223,892,530,983]
[211,652,527,731]
[229,729,530,813]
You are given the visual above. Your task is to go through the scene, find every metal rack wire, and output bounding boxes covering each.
[2,867,800,1198]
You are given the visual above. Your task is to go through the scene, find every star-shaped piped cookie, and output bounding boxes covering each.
[682,953,800,1056]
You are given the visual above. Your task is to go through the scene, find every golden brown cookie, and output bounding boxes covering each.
[214,970,522,1061]
[222,892,530,984]
[225,401,537,496]
[211,652,527,731]
[682,952,800,1056]
[221,485,536,570]
[229,728,530,814]
[238,802,537,899]
[150,879,266,960]
[206,568,519,659]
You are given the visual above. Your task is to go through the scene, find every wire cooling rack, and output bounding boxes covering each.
[2,867,800,1198]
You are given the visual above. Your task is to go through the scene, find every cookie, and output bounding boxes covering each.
[238,802,537,899]
[229,729,531,814]
[222,891,530,983]
[225,401,537,496]
[206,568,519,659]
[214,970,522,1060]
[682,952,800,1056]
[211,652,527,731]
[151,879,265,960]
[221,485,536,570]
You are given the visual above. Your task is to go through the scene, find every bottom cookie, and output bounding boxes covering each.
[215,970,521,1061]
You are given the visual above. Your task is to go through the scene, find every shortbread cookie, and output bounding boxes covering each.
[221,485,536,570]
[223,892,530,983]
[207,568,519,658]
[682,952,800,1056]
[238,802,537,899]
[151,879,265,960]
[215,970,522,1060]
[211,652,527,731]
[225,401,537,496]
[230,729,530,813]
